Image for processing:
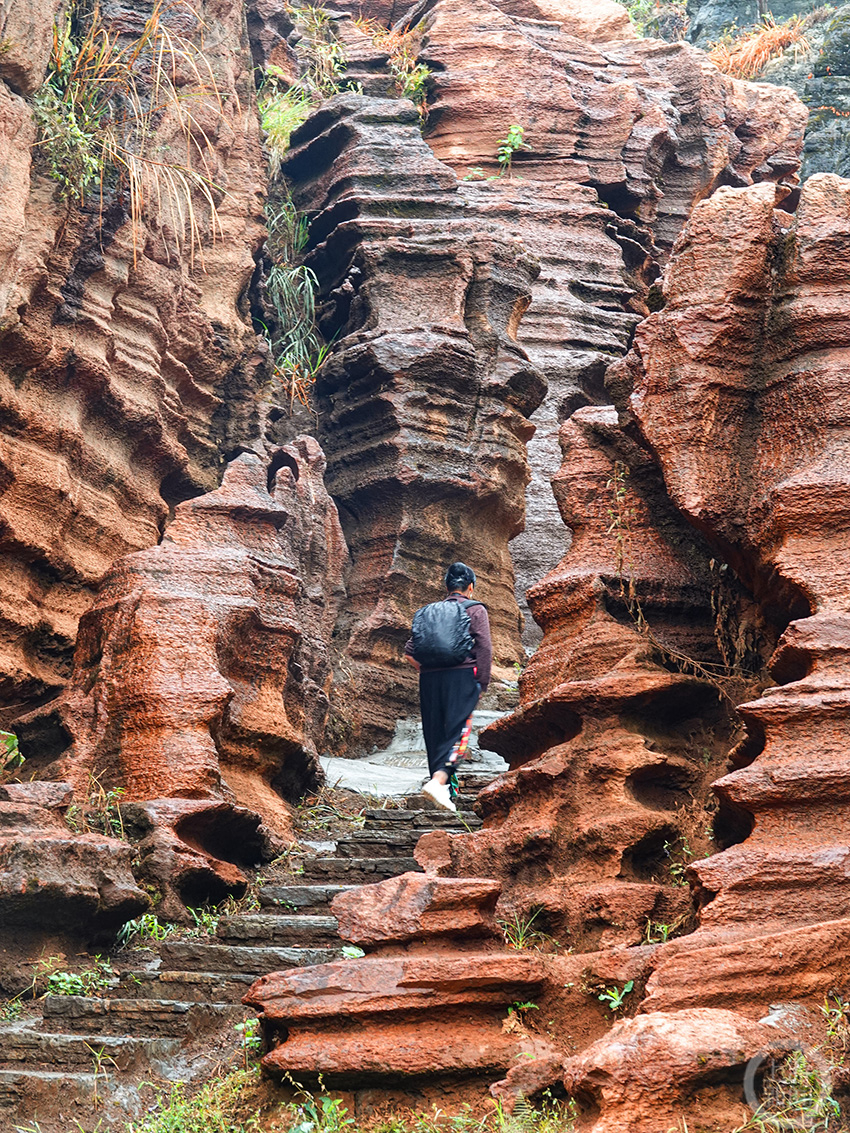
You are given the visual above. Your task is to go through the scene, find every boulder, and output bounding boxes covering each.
[331,872,502,944]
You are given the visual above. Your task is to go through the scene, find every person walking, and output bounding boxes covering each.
[404,563,492,812]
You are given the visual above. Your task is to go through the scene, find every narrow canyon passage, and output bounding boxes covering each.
[0,0,849,1130]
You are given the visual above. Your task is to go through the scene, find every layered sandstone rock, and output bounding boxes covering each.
[244,952,557,1080]
[280,95,545,748]
[563,1007,804,1133]
[0,781,147,944]
[415,0,807,639]
[612,173,850,1014]
[0,0,266,720]
[331,872,502,945]
[17,440,346,911]
[414,405,758,950]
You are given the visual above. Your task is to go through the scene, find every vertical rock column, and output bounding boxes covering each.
[424,405,751,950]
[282,96,546,749]
[622,174,850,994]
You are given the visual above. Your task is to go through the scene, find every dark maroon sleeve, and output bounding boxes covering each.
[468,603,492,691]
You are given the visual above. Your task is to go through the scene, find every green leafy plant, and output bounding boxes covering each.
[644,915,687,944]
[187,906,220,936]
[33,0,225,264]
[496,124,530,177]
[1,998,24,1021]
[624,0,688,39]
[597,979,634,1013]
[65,772,126,840]
[340,945,365,959]
[258,4,357,170]
[234,1016,263,1068]
[116,912,175,947]
[353,19,430,121]
[663,836,694,888]
[0,730,24,779]
[46,955,113,997]
[732,1048,841,1132]
[259,187,333,412]
[128,1067,262,1132]
[497,907,560,951]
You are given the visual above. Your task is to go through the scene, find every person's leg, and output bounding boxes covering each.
[423,670,480,808]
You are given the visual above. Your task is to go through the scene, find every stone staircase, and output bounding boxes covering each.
[0,771,494,1133]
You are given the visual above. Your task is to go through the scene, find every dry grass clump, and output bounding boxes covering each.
[34,0,225,265]
[708,16,810,80]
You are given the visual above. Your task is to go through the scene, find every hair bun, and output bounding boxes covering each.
[444,562,476,590]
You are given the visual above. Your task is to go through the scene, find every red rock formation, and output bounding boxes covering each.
[414,0,807,640]
[532,172,850,1132]
[0,780,147,987]
[280,96,545,749]
[17,439,346,911]
[610,173,850,1008]
[413,405,758,950]
[563,1008,802,1133]
[244,952,558,1080]
[331,872,501,945]
[0,0,267,719]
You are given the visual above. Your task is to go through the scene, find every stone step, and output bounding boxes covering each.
[114,968,255,1002]
[0,1023,182,1071]
[159,939,342,975]
[333,830,422,857]
[363,808,481,829]
[41,994,246,1036]
[216,914,339,946]
[0,1067,99,1111]
[300,856,421,881]
[0,1067,145,1133]
[258,883,359,911]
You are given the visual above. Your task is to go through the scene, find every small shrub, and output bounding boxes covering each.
[497,907,560,951]
[496,124,530,177]
[258,187,332,412]
[116,912,175,947]
[33,0,225,264]
[597,979,634,1014]
[65,772,126,840]
[46,956,113,997]
[734,1048,841,1132]
[624,0,688,39]
[129,1067,262,1132]
[187,906,220,936]
[353,19,431,120]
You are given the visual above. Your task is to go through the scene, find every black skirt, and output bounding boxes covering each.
[419,667,481,779]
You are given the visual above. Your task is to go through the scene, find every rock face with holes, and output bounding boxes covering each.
[612,173,850,1005]
[414,404,767,951]
[0,0,266,721]
[280,94,546,750]
[0,780,147,973]
[16,439,346,913]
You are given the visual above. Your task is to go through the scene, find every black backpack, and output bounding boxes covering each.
[410,599,482,669]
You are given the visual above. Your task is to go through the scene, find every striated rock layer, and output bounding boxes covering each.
[538,173,850,1131]
[415,0,807,642]
[616,173,850,1006]
[281,95,546,748]
[18,439,346,911]
[0,0,267,720]
[416,404,765,951]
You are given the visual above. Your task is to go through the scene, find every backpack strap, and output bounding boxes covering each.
[459,599,483,610]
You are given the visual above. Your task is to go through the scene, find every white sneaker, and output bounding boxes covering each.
[421,779,457,812]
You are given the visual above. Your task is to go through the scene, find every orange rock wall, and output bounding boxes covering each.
[0,0,267,719]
